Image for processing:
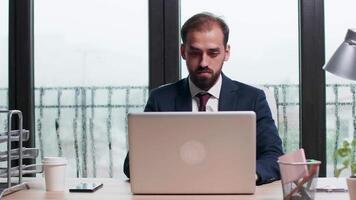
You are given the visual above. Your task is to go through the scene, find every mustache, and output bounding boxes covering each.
[195,66,213,73]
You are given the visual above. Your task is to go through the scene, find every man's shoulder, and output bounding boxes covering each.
[225,76,264,96]
[150,78,187,97]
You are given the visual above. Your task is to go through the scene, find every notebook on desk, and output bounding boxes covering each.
[316,177,348,192]
[128,111,256,194]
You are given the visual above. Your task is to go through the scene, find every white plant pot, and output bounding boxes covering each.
[347,177,356,200]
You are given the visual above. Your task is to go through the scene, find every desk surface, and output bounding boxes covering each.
[2,178,349,200]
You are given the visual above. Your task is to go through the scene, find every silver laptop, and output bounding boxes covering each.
[128,111,256,194]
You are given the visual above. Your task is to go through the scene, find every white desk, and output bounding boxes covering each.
[2,178,349,200]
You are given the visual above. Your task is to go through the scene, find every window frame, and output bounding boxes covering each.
[9,0,35,167]
[8,0,327,176]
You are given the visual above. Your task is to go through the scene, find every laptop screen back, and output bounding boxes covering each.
[128,111,256,194]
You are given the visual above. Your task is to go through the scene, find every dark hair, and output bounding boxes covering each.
[181,12,229,46]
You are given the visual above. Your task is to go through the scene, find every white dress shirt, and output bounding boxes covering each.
[189,74,222,112]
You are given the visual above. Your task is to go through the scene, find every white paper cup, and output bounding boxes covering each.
[43,157,67,191]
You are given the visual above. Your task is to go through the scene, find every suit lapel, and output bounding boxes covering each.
[219,74,240,111]
[173,75,240,111]
[175,78,192,111]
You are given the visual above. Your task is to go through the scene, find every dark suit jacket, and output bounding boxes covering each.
[124,73,284,185]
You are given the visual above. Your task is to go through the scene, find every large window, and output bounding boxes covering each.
[0,0,9,125]
[0,0,7,159]
[325,0,356,177]
[35,0,148,178]
[181,0,299,153]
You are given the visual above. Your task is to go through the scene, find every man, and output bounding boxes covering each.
[124,12,283,185]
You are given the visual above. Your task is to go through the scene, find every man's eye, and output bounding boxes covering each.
[189,51,201,56]
[208,52,219,57]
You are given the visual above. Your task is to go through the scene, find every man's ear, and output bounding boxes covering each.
[180,44,186,60]
[224,44,230,61]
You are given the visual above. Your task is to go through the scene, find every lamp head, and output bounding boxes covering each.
[323,29,356,80]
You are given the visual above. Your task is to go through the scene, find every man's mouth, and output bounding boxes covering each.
[196,71,211,77]
[196,69,212,74]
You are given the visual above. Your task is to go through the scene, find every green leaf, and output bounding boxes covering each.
[352,139,356,147]
[337,148,349,157]
[343,159,350,167]
[335,166,348,177]
[334,139,356,177]
[351,163,356,176]
[343,140,350,148]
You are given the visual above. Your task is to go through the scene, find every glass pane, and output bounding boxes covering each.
[181,1,299,153]
[0,0,8,109]
[35,0,148,178]
[325,0,356,177]
[0,0,9,130]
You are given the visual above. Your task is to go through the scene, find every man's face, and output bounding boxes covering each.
[181,24,230,91]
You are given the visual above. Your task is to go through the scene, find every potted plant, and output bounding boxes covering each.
[334,139,356,199]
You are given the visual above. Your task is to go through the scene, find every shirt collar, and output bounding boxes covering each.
[189,74,222,99]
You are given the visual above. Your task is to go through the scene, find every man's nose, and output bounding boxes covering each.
[200,53,209,68]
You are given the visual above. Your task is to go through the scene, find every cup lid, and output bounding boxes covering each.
[277,159,321,165]
[42,157,67,165]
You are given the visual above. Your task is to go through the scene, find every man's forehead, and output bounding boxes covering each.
[185,32,225,49]
[187,43,221,50]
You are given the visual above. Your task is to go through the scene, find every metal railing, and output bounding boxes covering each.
[0,84,355,177]
[35,86,148,178]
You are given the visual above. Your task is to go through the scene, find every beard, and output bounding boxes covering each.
[190,66,222,91]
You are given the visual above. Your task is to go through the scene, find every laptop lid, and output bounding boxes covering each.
[128,111,256,194]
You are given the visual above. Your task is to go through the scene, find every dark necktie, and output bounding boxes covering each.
[196,93,211,111]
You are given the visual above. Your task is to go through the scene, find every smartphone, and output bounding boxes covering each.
[69,182,103,192]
